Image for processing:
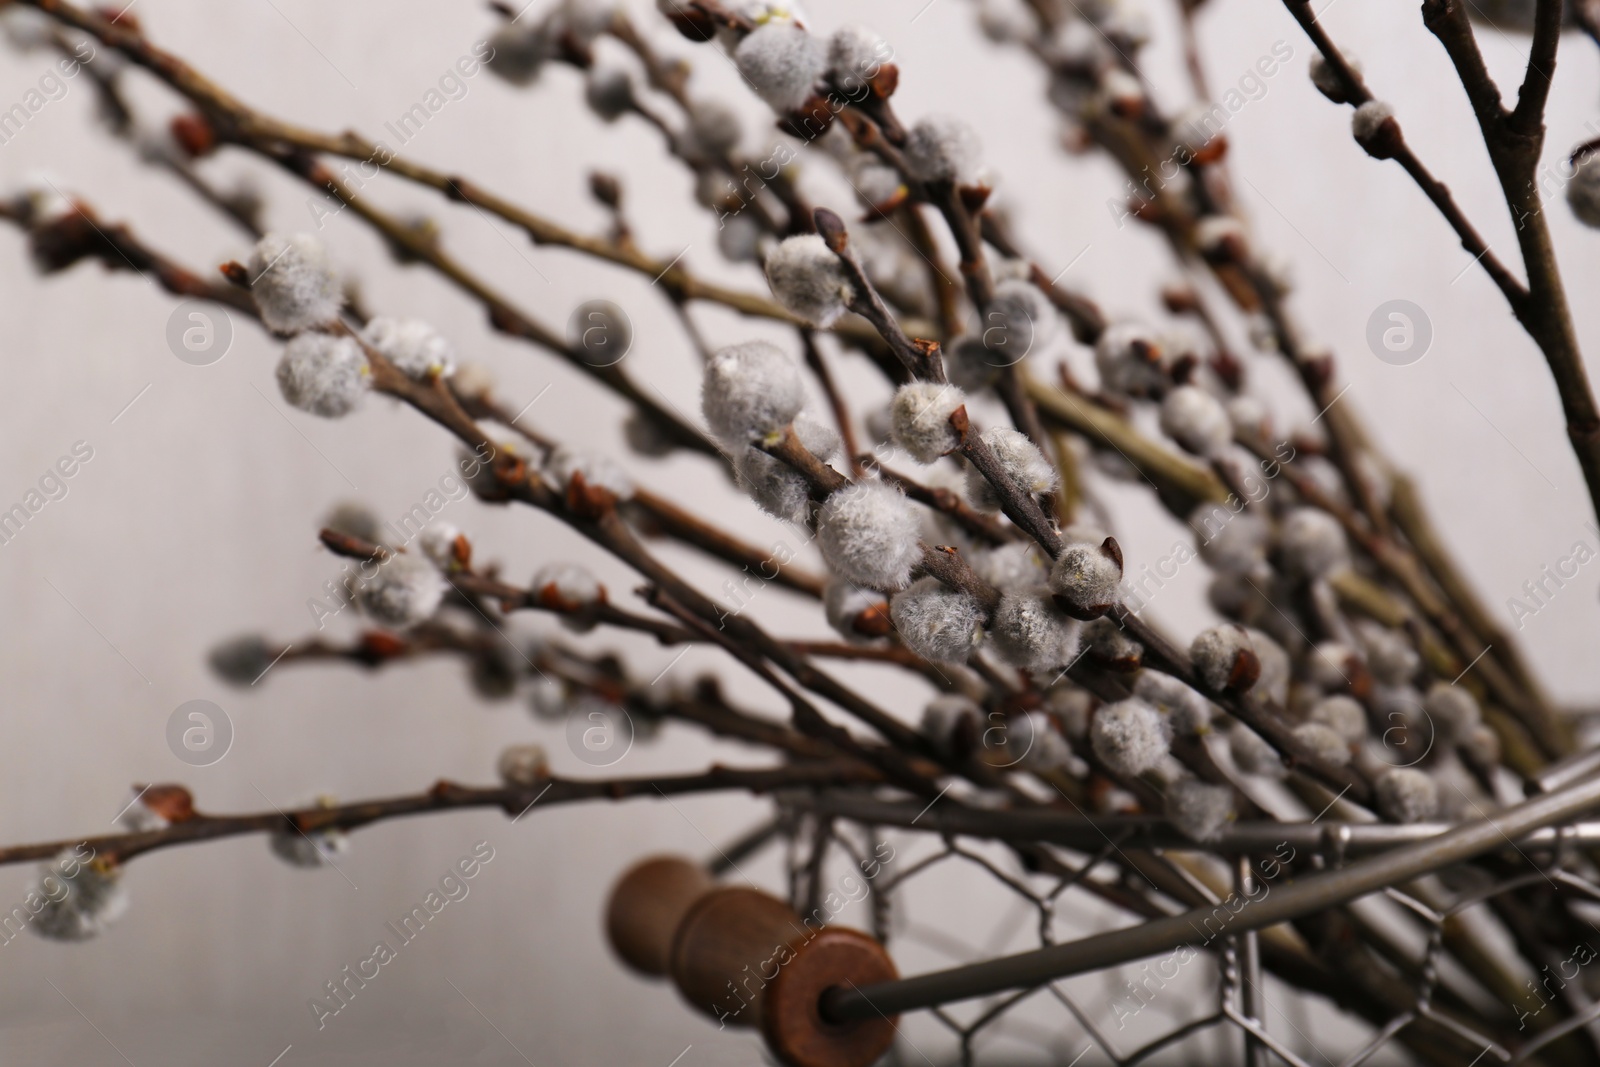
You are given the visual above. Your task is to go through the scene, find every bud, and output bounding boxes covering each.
[1351,100,1401,160]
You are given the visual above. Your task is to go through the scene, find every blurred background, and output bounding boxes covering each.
[0,0,1597,1063]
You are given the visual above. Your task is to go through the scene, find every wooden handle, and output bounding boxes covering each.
[603,856,898,1067]
[605,855,714,976]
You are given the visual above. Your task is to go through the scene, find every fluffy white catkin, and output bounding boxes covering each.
[1190,504,1269,574]
[921,694,980,759]
[1190,624,1256,692]
[324,500,387,546]
[1425,682,1482,742]
[114,790,168,833]
[735,22,827,112]
[685,98,743,157]
[1309,52,1360,103]
[989,592,1081,672]
[1083,616,1142,667]
[1567,151,1600,228]
[1094,322,1165,396]
[209,634,277,686]
[965,426,1058,512]
[528,676,568,722]
[276,333,370,417]
[1090,698,1171,776]
[1375,767,1439,824]
[971,542,1050,592]
[816,481,923,590]
[1013,710,1074,774]
[419,523,462,570]
[249,232,343,333]
[585,62,633,122]
[1165,777,1234,842]
[1045,687,1094,740]
[1309,695,1368,745]
[1159,385,1233,457]
[1292,722,1352,766]
[828,24,889,94]
[983,279,1057,357]
[1357,621,1419,686]
[701,341,805,441]
[890,577,986,662]
[545,446,635,500]
[903,115,981,184]
[355,553,447,629]
[1048,542,1123,616]
[764,233,855,327]
[943,334,1002,391]
[1279,507,1348,579]
[1133,672,1212,736]
[1352,100,1395,145]
[498,743,550,787]
[889,381,967,463]
[1228,722,1286,778]
[532,562,602,609]
[360,317,455,380]
[30,851,129,942]
[1306,641,1358,691]
[269,824,350,869]
[486,20,554,86]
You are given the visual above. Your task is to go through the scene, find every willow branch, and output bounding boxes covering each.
[0,764,887,869]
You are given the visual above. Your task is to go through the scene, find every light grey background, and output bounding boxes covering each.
[0,0,1596,1063]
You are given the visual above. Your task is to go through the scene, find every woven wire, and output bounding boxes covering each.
[752,801,1600,1067]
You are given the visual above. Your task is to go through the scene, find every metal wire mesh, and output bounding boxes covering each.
[750,796,1600,1067]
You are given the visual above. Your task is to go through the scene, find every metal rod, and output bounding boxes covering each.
[1530,745,1600,795]
[795,790,1600,854]
[706,815,784,875]
[1236,857,1265,1067]
[819,774,1600,1023]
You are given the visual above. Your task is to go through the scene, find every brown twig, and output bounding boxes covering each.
[0,764,888,869]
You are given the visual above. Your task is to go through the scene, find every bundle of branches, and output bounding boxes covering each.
[4,0,1600,1062]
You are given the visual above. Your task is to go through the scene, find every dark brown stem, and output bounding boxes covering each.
[865,456,1021,545]
[754,423,852,497]
[918,545,1001,615]
[0,764,887,869]
[629,489,827,598]
[1297,0,1600,540]
[801,332,865,479]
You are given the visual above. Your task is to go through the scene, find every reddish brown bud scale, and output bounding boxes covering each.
[1355,113,1402,160]
[869,62,899,98]
[852,602,893,638]
[588,171,622,209]
[358,630,411,660]
[29,211,101,274]
[219,260,250,288]
[1160,283,1200,315]
[136,785,195,823]
[1100,535,1124,573]
[958,184,993,213]
[1191,134,1229,165]
[812,207,849,253]
[1226,646,1262,693]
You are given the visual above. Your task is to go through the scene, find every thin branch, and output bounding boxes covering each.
[0,764,887,869]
